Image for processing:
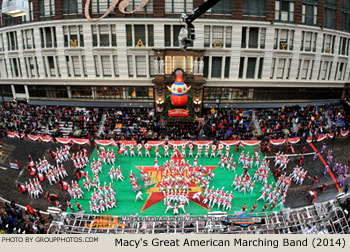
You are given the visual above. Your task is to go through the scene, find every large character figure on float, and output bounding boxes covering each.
[167,72,191,107]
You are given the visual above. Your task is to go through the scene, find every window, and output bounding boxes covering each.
[272,57,292,79]
[204,26,210,47]
[226,27,232,47]
[126,0,154,14]
[113,56,119,77]
[249,28,259,48]
[212,26,224,47]
[211,57,222,78]
[64,25,84,47]
[302,0,317,25]
[96,87,124,99]
[82,56,87,77]
[40,27,57,48]
[274,29,294,50]
[300,31,317,52]
[128,55,134,77]
[126,25,154,47]
[324,0,336,29]
[101,56,112,77]
[39,0,55,18]
[320,60,329,80]
[164,25,191,47]
[343,0,350,32]
[322,34,335,53]
[297,59,313,80]
[11,58,21,78]
[72,56,81,77]
[165,0,193,14]
[91,0,108,14]
[94,56,100,77]
[71,86,92,98]
[270,58,276,79]
[258,58,264,79]
[338,37,350,56]
[336,61,346,80]
[0,59,9,78]
[275,0,295,22]
[7,31,18,51]
[25,57,38,78]
[328,61,333,80]
[62,0,78,15]
[92,25,116,47]
[204,26,232,48]
[203,56,209,78]
[276,58,286,79]
[0,34,4,52]
[210,0,232,15]
[125,87,154,99]
[224,57,230,78]
[173,25,183,47]
[135,25,146,46]
[136,56,147,77]
[14,85,25,93]
[241,27,266,49]
[173,56,185,71]
[22,29,35,50]
[246,58,257,79]
[0,85,12,97]
[47,56,56,77]
[239,57,245,78]
[243,0,267,16]
[149,56,155,77]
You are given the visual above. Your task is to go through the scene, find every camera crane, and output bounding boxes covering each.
[179,0,222,49]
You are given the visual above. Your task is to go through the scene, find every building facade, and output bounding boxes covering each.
[0,0,349,111]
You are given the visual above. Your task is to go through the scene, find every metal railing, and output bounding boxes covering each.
[48,194,350,234]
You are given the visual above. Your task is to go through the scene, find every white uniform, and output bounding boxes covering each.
[135,191,144,202]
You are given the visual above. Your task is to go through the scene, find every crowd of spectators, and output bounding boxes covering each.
[0,200,50,234]
[0,103,102,139]
[0,102,349,142]
[257,105,349,141]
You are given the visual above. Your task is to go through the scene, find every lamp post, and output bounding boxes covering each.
[193,98,202,113]
[156,98,164,113]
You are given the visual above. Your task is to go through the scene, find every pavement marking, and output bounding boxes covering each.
[0,166,7,170]
[265,152,316,159]
[15,167,26,184]
[309,143,342,194]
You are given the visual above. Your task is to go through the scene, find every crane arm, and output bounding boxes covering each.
[179,0,222,49]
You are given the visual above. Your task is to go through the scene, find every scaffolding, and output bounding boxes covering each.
[48,194,350,234]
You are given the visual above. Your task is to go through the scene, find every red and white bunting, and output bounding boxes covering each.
[55,137,72,144]
[95,140,116,146]
[118,140,137,145]
[147,141,166,146]
[316,134,328,142]
[341,130,349,137]
[72,139,90,145]
[191,140,213,146]
[168,141,190,146]
[7,131,19,138]
[287,137,301,144]
[240,140,261,146]
[269,139,286,146]
[218,140,240,146]
[27,134,40,141]
[40,136,53,142]
[328,133,334,139]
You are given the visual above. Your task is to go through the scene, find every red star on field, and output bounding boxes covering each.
[135,165,218,213]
